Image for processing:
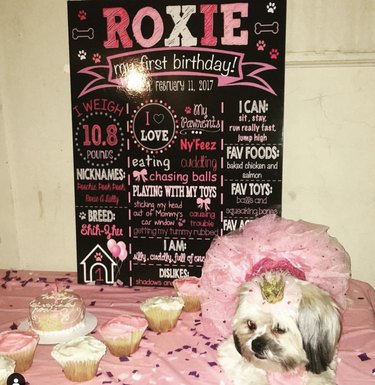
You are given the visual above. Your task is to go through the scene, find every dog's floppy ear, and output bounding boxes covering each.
[297,283,341,374]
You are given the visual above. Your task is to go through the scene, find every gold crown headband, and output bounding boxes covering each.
[259,273,285,304]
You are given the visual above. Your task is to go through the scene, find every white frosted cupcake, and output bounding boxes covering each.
[51,336,106,382]
[0,330,39,373]
[140,296,184,332]
[0,355,15,385]
[98,315,148,357]
[173,277,202,312]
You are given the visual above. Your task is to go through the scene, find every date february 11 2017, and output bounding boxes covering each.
[153,79,214,92]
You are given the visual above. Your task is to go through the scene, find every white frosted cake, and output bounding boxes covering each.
[29,289,85,335]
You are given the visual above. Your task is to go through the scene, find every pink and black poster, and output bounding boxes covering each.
[67,0,286,286]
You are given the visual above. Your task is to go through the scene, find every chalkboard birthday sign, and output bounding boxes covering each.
[67,0,286,286]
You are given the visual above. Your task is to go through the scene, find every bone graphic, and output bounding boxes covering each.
[254,22,279,35]
[72,28,94,40]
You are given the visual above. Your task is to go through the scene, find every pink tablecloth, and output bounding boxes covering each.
[0,270,374,385]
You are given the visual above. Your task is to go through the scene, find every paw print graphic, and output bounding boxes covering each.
[185,106,192,114]
[78,50,86,60]
[78,10,87,21]
[95,253,102,262]
[178,219,186,227]
[269,48,280,60]
[79,212,86,220]
[256,40,266,51]
[92,53,101,63]
[267,2,276,13]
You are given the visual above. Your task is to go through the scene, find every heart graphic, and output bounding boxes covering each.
[153,113,164,124]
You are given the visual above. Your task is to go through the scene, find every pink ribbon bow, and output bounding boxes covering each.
[133,168,148,182]
[197,197,211,211]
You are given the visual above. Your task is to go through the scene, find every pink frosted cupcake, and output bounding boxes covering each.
[173,277,202,312]
[0,330,39,373]
[0,355,15,385]
[98,315,148,357]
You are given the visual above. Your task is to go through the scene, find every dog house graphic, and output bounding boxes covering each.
[80,244,117,284]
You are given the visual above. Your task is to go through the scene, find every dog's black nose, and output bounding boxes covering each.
[251,337,266,354]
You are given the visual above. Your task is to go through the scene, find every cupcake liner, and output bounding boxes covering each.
[62,360,100,382]
[142,308,182,332]
[104,329,144,357]
[6,346,36,373]
[180,295,201,312]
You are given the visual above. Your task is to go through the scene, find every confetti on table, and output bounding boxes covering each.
[21,278,33,287]
[358,353,371,361]
[9,323,18,330]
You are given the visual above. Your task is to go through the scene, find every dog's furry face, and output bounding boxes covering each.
[231,275,341,375]
[233,305,307,372]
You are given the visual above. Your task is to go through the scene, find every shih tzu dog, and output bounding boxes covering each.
[218,266,341,385]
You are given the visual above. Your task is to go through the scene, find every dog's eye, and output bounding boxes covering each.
[247,320,257,331]
[273,324,286,334]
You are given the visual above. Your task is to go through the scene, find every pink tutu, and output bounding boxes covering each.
[200,214,351,338]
